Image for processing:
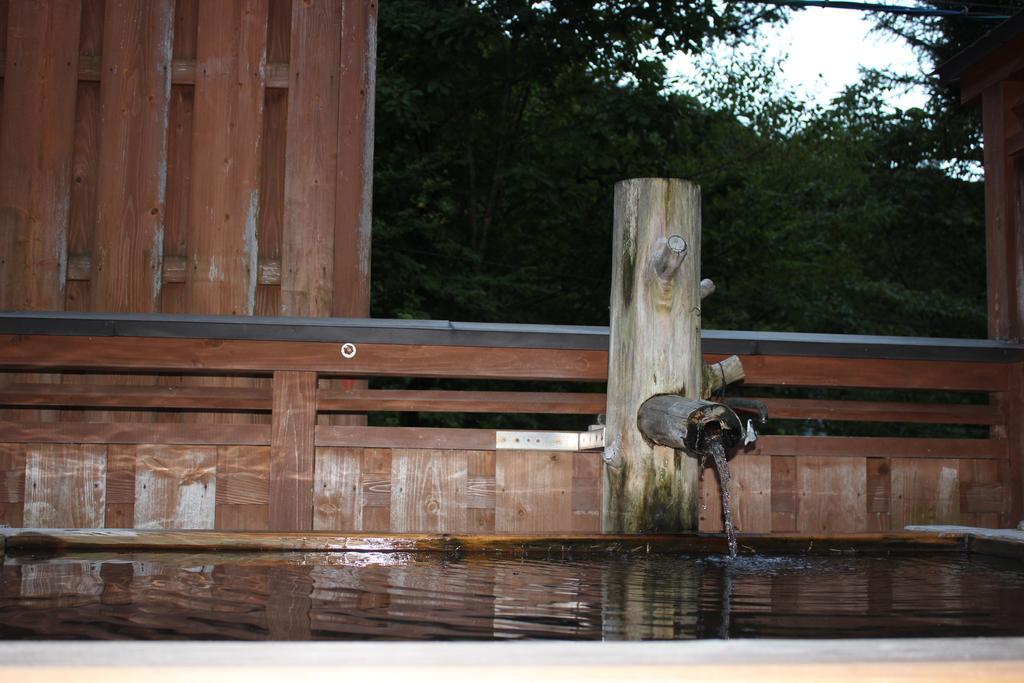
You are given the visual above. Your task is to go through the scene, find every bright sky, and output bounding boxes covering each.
[670,7,930,111]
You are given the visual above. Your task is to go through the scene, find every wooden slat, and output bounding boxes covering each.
[753,435,1007,460]
[134,444,216,529]
[866,457,891,531]
[71,254,285,285]
[318,389,605,414]
[23,444,106,528]
[312,446,362,531]
[390,449,468,533]
[711,355,1010,392]
[496,450,573,533]
[105,444,137,527]
[699,455,771,534]
[280,0,343,316]
[332,0,376,318]
[315,426,495,450]
[757,397,1001,425]
[958,459,1003,519]
[0,335,608,380]
[186,0,268,315]
[0,382,272,410]
[0,423,271,445]
[891,458,961,528]
[269,371,316,530]
[0,443,26,504]
[796,456,867,533]
[770,455,797,532]
[90,0,175,312]
[0,0,81,311]
[216,446,270,505]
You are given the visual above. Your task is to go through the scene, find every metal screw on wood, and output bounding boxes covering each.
[340,343,357,359]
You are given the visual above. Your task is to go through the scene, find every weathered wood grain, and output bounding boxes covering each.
[216,446,270,505]
[0,382,273,410]
[105,444,137,527]
[0,0,81,311]
[0,335,608,380]
[699,455,771,533]
[497,450,573,533]
[0,421,271,445]
[186,0,268,315]
[315,426,495,450]
[796,456,867,533]
[770,455,797,532]
[280,0,343,316]
[891,458,961,528]
[603,178,703,533]
[134,444,216,529]
[269,371,316,530]
[0,443,26,504]
[312,446,362,531]
[866,457,891,531]
[754,435,1006,460]
[390,449,468,533]
[90,0,174,312]
[757,397,1002,425]
[333,0,376,319]
[24,444,106,528]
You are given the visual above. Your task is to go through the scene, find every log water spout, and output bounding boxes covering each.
[637,394,747,556]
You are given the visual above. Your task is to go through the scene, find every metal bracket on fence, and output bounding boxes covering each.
[496,426,605,452]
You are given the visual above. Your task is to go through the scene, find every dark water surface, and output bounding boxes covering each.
[1,552,1022,640]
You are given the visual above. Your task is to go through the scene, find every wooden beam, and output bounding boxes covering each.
[318,389,605,414]
[603,178,703,533]
[756,398,1002,425]
[0,335,608,380]
[751,435,1008,460]
[269,371,316,530]
[68,255,283,285]
[315,426,495,450]
[712,354,1010,392]
[0,421,270,445]
[0,383,272,410]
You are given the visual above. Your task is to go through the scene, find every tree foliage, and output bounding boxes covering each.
[372,0,989,341]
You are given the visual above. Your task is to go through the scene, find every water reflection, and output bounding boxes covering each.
[1,552,1022,640]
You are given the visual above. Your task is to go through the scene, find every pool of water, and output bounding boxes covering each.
[1,552,1022,640]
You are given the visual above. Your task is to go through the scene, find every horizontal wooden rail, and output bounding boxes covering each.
[0,336,607,380]
[0,383,272,411]
[756,398,1001,425]
[0,422,1007,459]
[316,389,605,414]
[66,255,283,287]
[0,53,290,88]
[750,435,1008,460]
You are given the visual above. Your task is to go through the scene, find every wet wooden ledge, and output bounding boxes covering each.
[0,528,971,557]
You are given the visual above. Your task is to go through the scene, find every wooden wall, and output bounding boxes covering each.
[0,0,376,318]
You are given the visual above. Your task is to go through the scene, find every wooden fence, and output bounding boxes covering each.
[0,314,1020,534]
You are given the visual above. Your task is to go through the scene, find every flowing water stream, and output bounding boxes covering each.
[704,435,737,558]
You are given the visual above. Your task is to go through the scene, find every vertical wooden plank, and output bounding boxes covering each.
[959,459,1003,528]
[269,370,316,530]
[215,445,269,529]
[571,451,600,533]
[159,0,198,314]
[0,0,81,311]
[496,451,573,533]
[280,0,342,316]
[770,455,796,532]
[0,443,26,527]
[866,457,891,531]
[1005,362,1023,527]
[254,0,290,317]
[466,450,495,533]
[360,447,391,530]
[105,444,136,527]
[64,0,105,313]
[890,458,961,529]
[312,446,362,531]
[186,0,268,315]
[390,449,468,533]
[698,455,771,533]
[89,0,174,311]
[134,444,216,529]
[24,444,106,528]
[796,456,867,533]
[332,0,376,318]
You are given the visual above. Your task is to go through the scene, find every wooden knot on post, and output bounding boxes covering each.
[651,235,688,307]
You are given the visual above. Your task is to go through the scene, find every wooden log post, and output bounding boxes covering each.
[603,178,705,533]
